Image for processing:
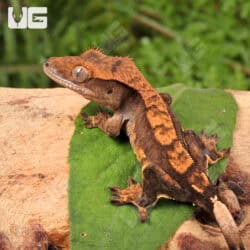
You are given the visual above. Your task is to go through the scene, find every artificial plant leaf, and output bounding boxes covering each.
[69,84,237,250]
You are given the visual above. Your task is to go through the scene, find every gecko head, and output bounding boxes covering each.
[43,56,131,111]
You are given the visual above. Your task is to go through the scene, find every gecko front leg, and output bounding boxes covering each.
[82,112,124,137]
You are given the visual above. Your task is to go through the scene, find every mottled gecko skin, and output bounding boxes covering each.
[43,49,244,249]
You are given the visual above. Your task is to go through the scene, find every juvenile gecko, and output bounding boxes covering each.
[44,49,244,250]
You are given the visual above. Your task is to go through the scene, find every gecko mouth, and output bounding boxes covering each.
[43,62,95,98]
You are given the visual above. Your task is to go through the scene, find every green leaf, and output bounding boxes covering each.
[69,84,237,250]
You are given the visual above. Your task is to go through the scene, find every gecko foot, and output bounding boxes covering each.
[109,177,149,221]
[199,130,230,163]
[81,112,109,128]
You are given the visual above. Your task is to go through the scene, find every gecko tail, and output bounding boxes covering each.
[212,198,245,250]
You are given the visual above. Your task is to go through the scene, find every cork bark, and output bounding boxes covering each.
[0,88,87,249]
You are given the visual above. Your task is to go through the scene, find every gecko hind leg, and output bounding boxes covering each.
[109,165,185,222]
[109,177,154,221]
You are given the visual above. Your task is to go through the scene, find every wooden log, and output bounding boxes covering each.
[0,87,249,249]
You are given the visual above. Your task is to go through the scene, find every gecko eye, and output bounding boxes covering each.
[72,66,89,82]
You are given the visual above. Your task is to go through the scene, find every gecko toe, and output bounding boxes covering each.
[81,113,95,128]
[109,186,120,193]
[81,112,88,120]
[127,177,137,186]
[138,207,148,222]
[111,198,123,205]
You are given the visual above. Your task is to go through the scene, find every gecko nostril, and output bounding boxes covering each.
[45,62,49,67]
